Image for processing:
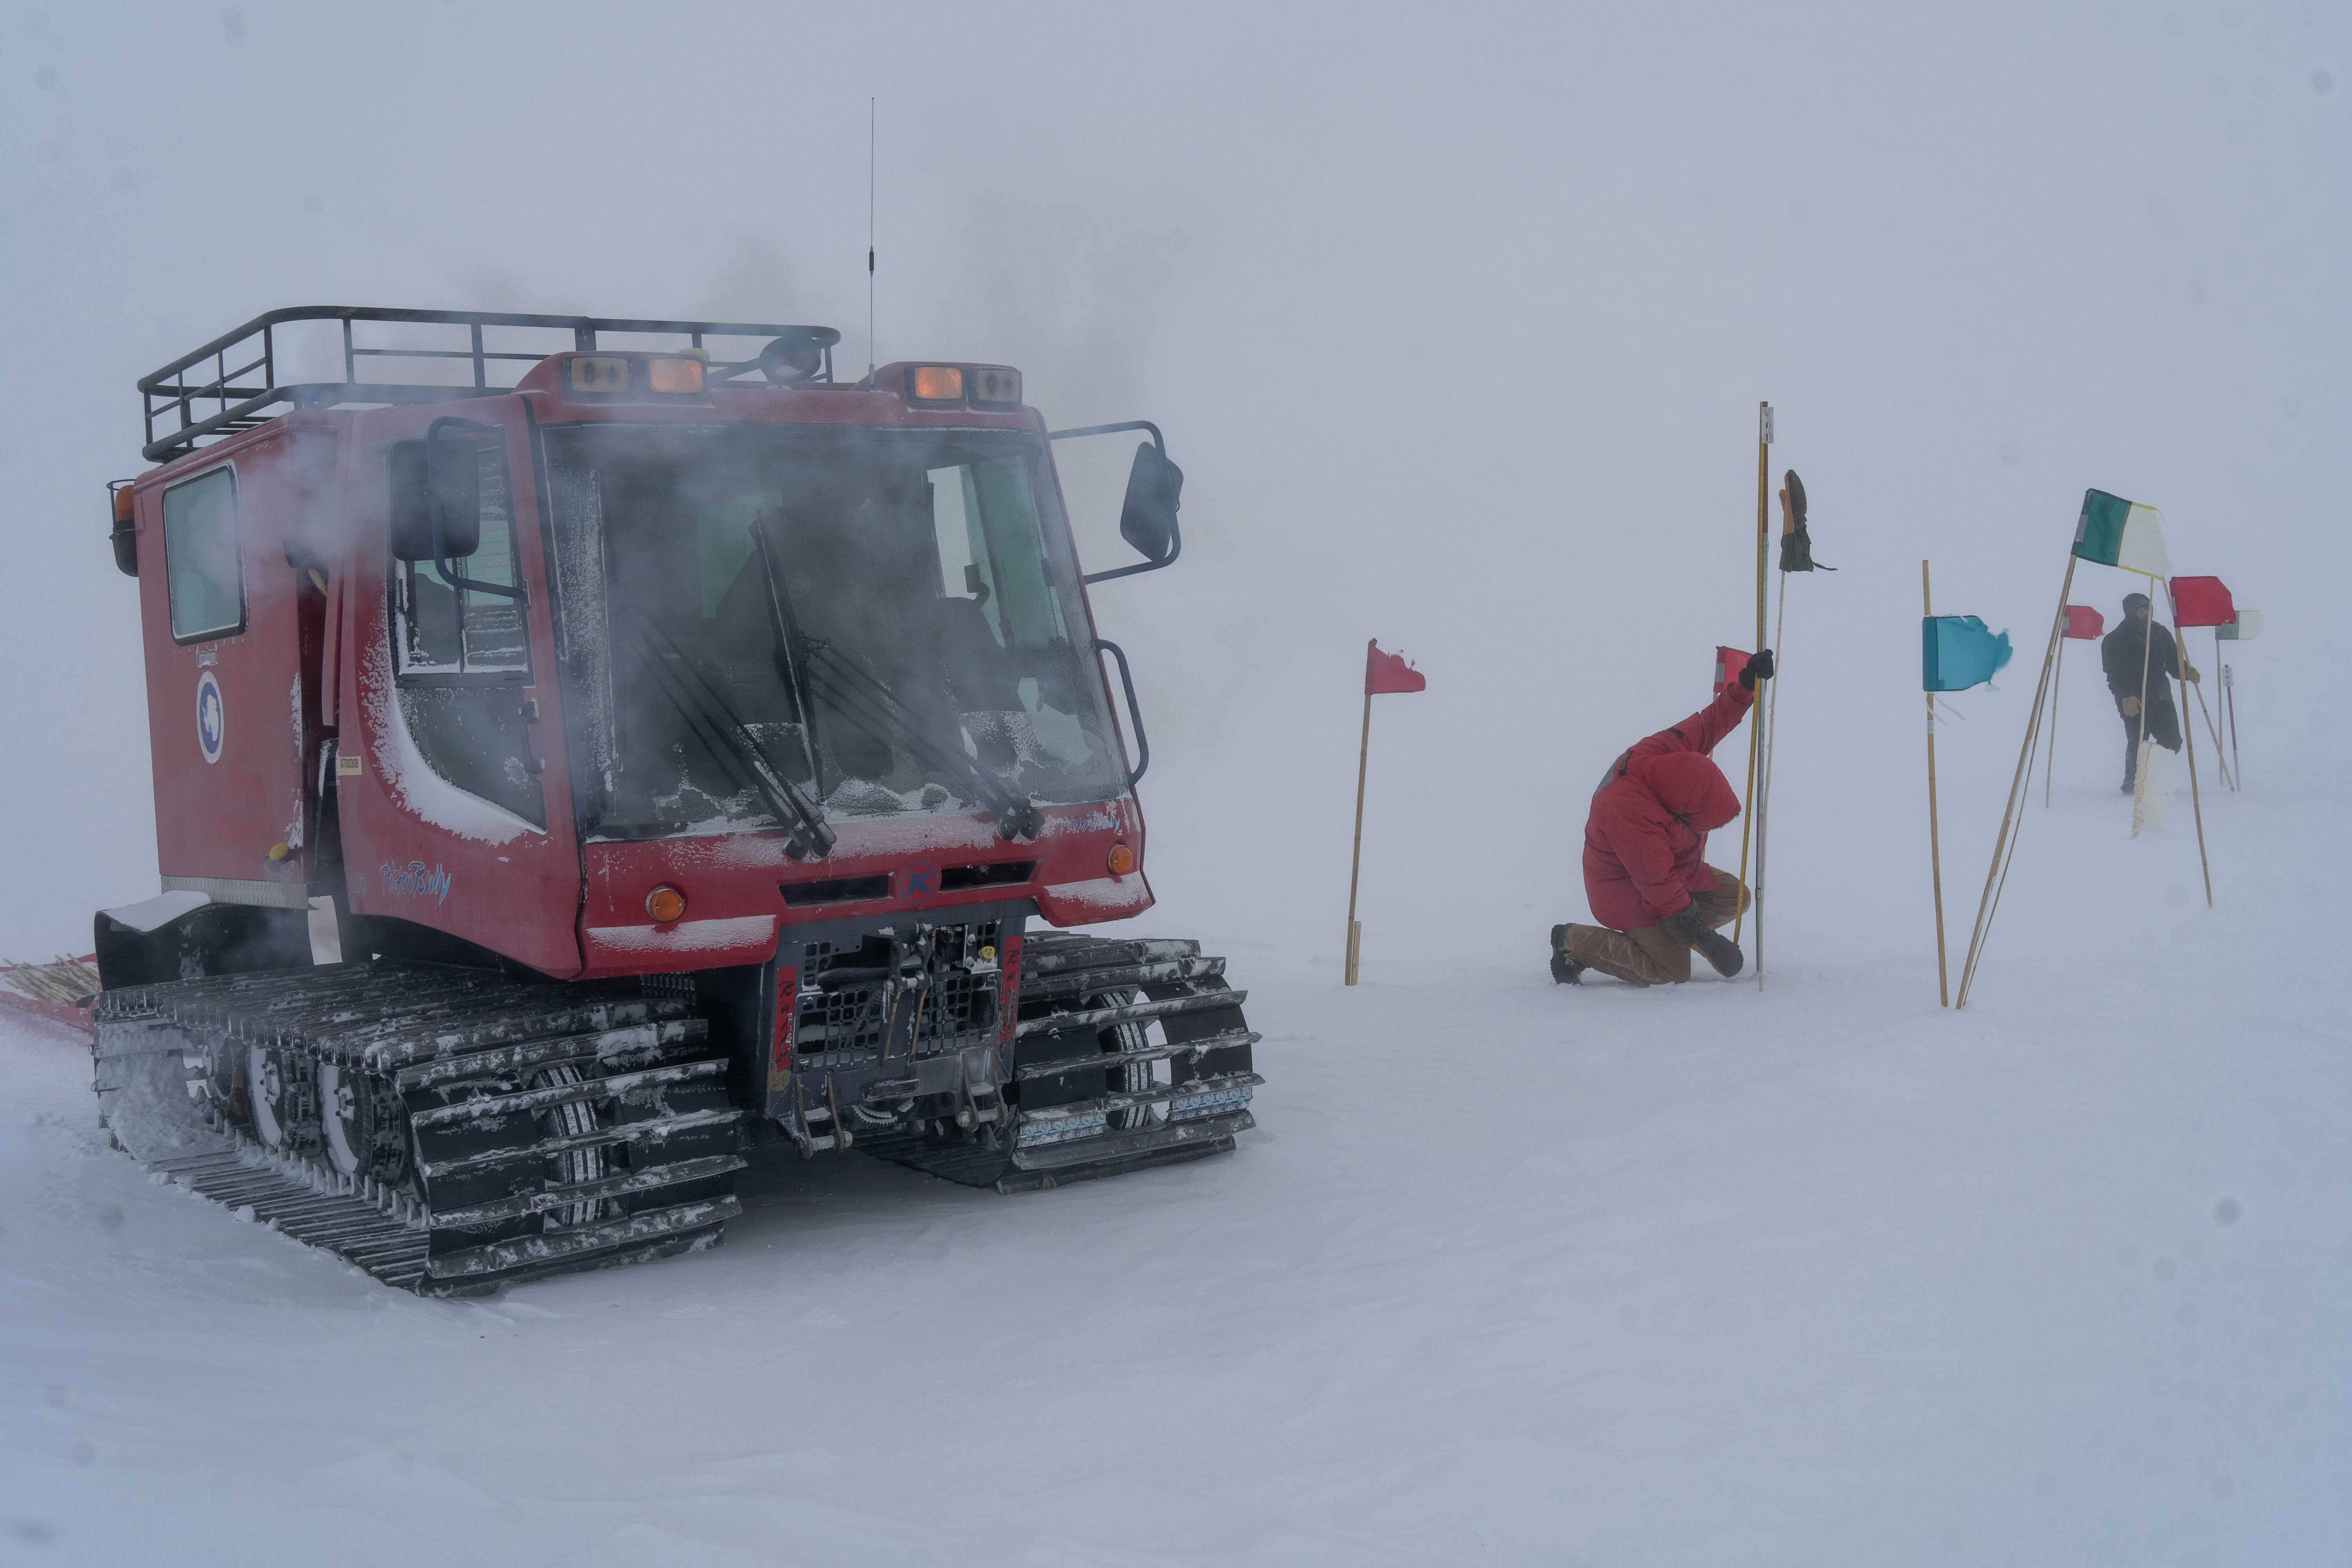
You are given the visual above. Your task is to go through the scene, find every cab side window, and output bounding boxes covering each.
[388,440,528,679]
[163,468,244,642]
[384,435,545,828]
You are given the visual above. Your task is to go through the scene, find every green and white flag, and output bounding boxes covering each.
[2216,609,2265,641]
[2072,489,2171,578]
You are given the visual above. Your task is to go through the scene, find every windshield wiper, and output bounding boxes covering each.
[800,639,1045,841]
[626,620,835,859]
[750,519,828,799]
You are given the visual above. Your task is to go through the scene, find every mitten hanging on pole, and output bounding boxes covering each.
[1775,469,1835,574]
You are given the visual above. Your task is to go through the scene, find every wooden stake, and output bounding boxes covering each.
[2129,586,2157,830]
[2044,618,2065,806]
[2225,662,2241,789]
[1343,690,1372,985]
[2167,582,2216,907]
[1924,561,1949,1007]
[1733,402,1768,945]
[1955,552,2074,1009]
[2186,634,2233,789]
[1758,563,1789,989]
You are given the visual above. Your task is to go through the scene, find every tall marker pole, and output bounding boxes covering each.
[2129,589,2157,832]
[1344,689,1372,986]
[2044,619,2066,806]
[1734,401,1769,946]
[1758,561,1789,989]
[2185,637,2232,790]
[1923,561,1950,1006]
[1956,552,2073,1009]
[2225,663,2240,788]
[2166,583,2216,907]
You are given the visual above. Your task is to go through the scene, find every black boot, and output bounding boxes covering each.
[1665,910,1745,978]
[1549,924,1585,985]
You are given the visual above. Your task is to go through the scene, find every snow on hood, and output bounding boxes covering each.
[1629,751,1740,832]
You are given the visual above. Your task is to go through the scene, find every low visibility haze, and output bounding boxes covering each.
[4,5,2350,1563]
[2,2,2343,963]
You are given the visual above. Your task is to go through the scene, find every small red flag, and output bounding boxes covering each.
[2062,605,2104,640]
[1365,640,1426,695]
[2170,575,2235,628]
[1712,646,1753,697]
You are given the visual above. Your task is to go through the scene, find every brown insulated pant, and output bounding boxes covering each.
[1561,867,1749,986]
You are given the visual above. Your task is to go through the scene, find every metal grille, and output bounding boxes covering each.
[789,924,1000,1072]
[795,981,887,1067]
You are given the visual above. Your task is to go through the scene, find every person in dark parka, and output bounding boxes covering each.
[2101,592,2198,792]
[1549,651,1771,986]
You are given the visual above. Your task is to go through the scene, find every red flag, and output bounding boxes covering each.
[1712,646,1752,697]
[1365,640,1426,695]
[2062,605,2104,640]
[2170,575,2235,628]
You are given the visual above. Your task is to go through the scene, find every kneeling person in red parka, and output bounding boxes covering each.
[1550,650,1771,986]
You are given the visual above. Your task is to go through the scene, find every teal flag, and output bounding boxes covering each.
[1923,616,2013,691]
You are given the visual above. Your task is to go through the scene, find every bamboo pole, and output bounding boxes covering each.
[1343,690,1372,985]
[1733,403,1768,945]
[1758,563,1789,989]
[1955,552,2075,1009]
[2044,620,2065,806]
[2190,679,2232,790]
[2225,662,2240,788]
[1924,561,1949,1007]
[2168,583,2216,907]
[2185,630,2232,789]
[2129,588,2157,829]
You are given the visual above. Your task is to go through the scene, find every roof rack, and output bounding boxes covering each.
[139,307,841,463]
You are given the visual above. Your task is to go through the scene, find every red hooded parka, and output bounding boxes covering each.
[1582,685,1751,932]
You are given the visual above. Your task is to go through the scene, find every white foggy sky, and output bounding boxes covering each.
[0,2,2342,960]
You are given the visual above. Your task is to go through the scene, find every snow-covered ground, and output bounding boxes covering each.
[5,761,2346,1566]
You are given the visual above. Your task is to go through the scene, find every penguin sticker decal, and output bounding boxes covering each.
[196,670,225,764]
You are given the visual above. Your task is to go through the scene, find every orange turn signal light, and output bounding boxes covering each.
[907,365,964,402]
[646,356,705,394]
[1106,842,1135,877]
[645,885,687,923]
[569,355,632,393]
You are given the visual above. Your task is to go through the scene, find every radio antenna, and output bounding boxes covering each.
[866,96,876,388]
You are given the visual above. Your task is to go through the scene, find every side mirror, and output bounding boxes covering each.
[390,441,482,562]
[432,436,483,559]
[1047,419,1186,585]
[389,430,485,563]
[1117,441,1182,564]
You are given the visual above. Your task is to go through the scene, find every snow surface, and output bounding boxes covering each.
[4,772,2348,1566]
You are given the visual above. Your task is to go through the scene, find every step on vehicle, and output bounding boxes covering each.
[91,308,1258,1293]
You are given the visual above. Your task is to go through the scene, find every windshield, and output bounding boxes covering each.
[543,421,1125,838]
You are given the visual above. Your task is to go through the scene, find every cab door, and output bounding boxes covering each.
[332,396,586,977]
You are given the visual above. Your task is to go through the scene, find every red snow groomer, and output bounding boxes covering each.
[92,308,1256,1292]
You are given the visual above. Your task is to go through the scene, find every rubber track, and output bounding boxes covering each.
[96,962,742,1294]
[861,933,1256,1193]
[146,1149,433,1291]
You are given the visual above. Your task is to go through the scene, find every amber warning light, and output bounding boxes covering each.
[646,355,705,394]
[907,365,964,402]
[645,886,687,923]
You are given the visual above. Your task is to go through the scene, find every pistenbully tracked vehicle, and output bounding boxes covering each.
[91,307,1256,1293]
